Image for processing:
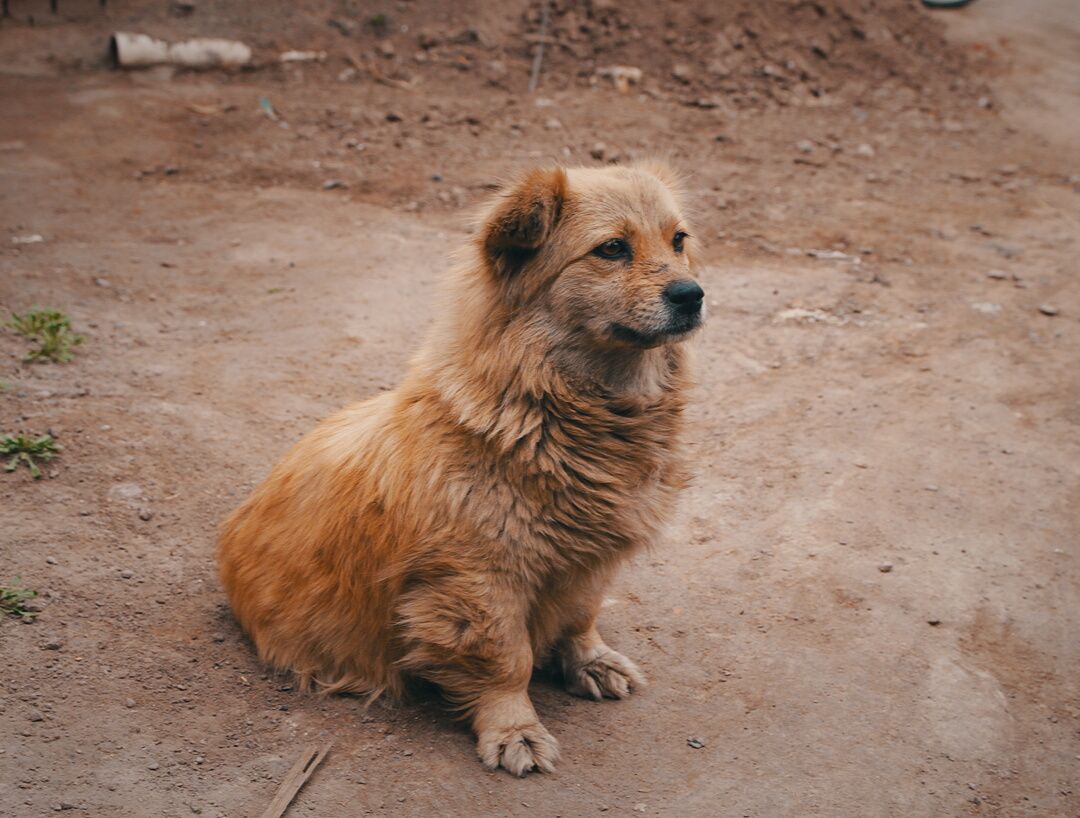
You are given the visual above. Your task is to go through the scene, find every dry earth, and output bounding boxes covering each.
[1,1,1078,816]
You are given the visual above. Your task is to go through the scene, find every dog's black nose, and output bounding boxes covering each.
[663,279,704,314]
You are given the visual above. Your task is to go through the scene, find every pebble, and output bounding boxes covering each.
[796,139,815,154]
[212,633,226,642]
[855,143,876,158]
[687,737,705,749]
[109,483,144,501]
[138,509,154,521]
[1038,305,1060,316]
[878,562,893,573]
[148,762,160,770]
[671,63,693,83]
[45,556,58,564]
[120,569,135,579]
[125,698,136,708]
[322,180,347,190]
[28,709,45,722]
[928,619,942,627]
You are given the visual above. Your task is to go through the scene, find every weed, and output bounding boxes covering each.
[0,578,38,620]
[5,308,84,362]
[2,432,59,479]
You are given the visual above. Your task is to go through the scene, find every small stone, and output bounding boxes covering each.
[855,143,876,158]
[671,63,693,83]
[687,737,705,749]
[878,562,893,573]
[42,641,62,651]
[796,139,815,154]
[322,180,347,190]
[1038,305,1060,316]
[28,709,45,722]
[125,698,136,708]
[45,556,58,565]
[109,483,144,501]
[211,632,226,642]
[148,762,160,770]
[927,619,942,627]
[138,509,153,521]
[987,270,1008,279]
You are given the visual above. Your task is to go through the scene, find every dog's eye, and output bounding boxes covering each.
[672,231,689,253]
[594,239,630,260]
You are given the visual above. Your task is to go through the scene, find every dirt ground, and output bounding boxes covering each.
[1,1,1078,816]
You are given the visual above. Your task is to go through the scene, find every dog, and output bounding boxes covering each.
[217,162,705,775]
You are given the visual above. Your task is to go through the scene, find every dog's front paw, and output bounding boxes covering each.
[565,650,646,701]
[477,722,561,776]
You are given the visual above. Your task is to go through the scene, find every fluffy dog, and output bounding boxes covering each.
[217,162,705,775]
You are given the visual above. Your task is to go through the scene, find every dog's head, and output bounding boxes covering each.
[479,162,705,350]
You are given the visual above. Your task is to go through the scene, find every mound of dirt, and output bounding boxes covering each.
[10,0,974,108]
[530,0,970,108]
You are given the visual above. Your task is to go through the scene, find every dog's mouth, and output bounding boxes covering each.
[610,309,703,348]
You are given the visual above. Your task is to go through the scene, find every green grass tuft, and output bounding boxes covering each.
[1,432,59,479]
[0,578,38,620]
[5,308,84,362]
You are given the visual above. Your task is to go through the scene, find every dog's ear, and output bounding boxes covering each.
[482,167,567,277]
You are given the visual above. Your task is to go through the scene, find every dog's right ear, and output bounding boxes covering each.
[481,167,567,278]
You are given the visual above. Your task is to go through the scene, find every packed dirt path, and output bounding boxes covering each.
[1,2,1077,816]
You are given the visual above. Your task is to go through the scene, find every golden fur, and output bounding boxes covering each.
[217,162,705,775]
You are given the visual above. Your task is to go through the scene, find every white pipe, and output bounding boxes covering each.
[111,32,252,69]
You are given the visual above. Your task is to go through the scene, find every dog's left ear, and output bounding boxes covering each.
[482,167,567,277]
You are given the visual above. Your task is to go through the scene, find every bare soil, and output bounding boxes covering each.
[1,1,1078,816]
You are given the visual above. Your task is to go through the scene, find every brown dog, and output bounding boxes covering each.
[217,162,704,775]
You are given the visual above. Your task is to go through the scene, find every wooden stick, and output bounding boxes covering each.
[528,0,552,93]
[258,743,331,818]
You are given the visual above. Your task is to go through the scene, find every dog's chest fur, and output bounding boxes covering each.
[416,353,689,575]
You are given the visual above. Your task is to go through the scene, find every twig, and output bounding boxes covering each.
[258,744,331,818]
[528,0,552,93]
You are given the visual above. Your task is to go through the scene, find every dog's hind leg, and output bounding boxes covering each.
[395,576,561,776]
[540,571,647,701]
[557,622,646,701]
